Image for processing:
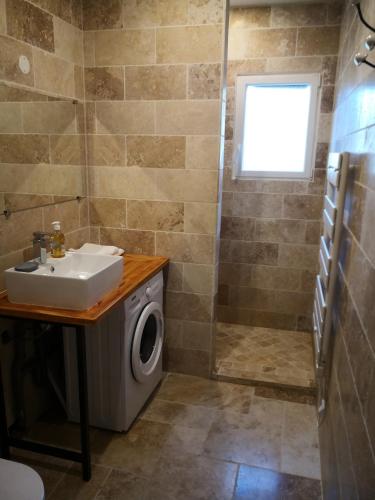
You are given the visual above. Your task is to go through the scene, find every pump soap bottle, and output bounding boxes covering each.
[50,221,65,258]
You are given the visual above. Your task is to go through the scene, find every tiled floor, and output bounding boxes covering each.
[216,323,316,389]
[12,373,321,499]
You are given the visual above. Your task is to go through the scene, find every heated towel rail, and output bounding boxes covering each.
[312,152,349,420]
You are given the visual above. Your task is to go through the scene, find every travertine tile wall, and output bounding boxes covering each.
[218,3,342,332]
[83,0,226,377]
[319,0,375,497]
[0,0,89,291]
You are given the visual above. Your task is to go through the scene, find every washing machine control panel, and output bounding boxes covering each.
[145,287,152,299]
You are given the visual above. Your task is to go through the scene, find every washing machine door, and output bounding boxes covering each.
[131,301,164,383]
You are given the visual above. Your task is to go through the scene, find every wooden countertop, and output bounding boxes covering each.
[0,254,169,326]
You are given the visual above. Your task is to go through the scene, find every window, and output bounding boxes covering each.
[232,73,321,179]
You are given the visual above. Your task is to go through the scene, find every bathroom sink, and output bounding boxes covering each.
[4,252,124,311]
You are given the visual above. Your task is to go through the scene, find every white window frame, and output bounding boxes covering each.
[232,73,321,180]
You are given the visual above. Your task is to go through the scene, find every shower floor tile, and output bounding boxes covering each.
[215,323,315,389]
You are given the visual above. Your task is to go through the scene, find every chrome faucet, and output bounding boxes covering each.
[32,231,50,264]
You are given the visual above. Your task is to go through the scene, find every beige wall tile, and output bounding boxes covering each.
[126,65,186,100]
[64,227,91,250]
[182,321,211,351]
[127,200,184,231]
[156,232,214,264]
[54,16,83,66]
[0,134,49,163]
[85,101,96,133]
[83,0,122,30]
[188,63,221,99]
[228,28,296,59]
[165,291,212,322]
[232,193,283,218]
[226,59,266,87]
[251,265,301,291]
[165,262,183,291]
[50,134,85,165]
[94,30,155,66]
[255,219,306,244]
[317,113,333,142]
[43,199,80,233]
[230,7,270,29]
[322,56,337,85]
[6,0,54,52]
[87,134,125,166]
[297,27,340,56]
[83,31,95,67]
[283,195,322,220]
[90,198,126,228]
[88,166,157,199]
[186,136,220,170]
[0,35,34,86]
[30,0,74,25]
[123,0,189,28]
[278,244,319,270]
[183,263,214,294]
[188,0,223,25]
[0,0,6,34]
[33,49,75,97]
[74,65,84,99]
[100,227,155,255]
[155,100,221,135]
[22,102,76,134]
[184,202,217,234]
[221,216,255,241]
[0,103,22,133]
[265,56,322,74]
[96,101,155,134]
[85,67,124,100]
[271,4,327,27]
[166,346,210,377]
[156,26,222,64]
[0,164,85,196]
[127,136,185,169]
[0,207,43,254]
[156,170,218,203]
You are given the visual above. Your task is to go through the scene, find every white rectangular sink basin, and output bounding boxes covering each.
[5,252,124,311]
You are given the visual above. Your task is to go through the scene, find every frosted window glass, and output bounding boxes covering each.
[241,84,311,173]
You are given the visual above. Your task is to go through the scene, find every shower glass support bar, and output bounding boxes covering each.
[1,196,86,220]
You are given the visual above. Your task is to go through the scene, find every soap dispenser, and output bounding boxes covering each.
[50,221,65,258]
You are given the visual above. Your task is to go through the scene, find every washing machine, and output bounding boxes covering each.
[63,271,164,431]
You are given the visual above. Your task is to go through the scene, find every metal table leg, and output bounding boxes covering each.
[75,325,91,481]
[0,360,10,459]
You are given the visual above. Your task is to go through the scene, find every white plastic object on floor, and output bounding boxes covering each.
[0,458,44,500]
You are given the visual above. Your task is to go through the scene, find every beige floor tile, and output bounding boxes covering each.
[95,468,168,500]
[216,322,315,388]
[203,397,284,470]
[49,463,111,500]
[156,372,254,413]
[141,398,217,430]
[92,417,209,476]
[281,401,321,479]
[91,420,165,476]
[15,373,320,499]
[151,454,238,500]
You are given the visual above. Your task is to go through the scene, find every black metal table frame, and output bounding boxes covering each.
[0,319,91,481]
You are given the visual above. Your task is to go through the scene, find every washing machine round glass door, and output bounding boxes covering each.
[131,301,164,383]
